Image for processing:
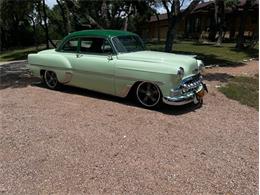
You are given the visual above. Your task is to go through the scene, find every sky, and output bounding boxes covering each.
[46,0,57,8]
[45,0,194,13]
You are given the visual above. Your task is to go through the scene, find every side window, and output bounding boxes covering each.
[80,38,93,53]
[80,37,113,54]
[61,38,78,52]
[102,40,113,54]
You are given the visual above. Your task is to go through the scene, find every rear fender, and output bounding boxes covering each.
[28,53,72,83]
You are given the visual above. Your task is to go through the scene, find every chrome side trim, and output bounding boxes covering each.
[29,64,67,71]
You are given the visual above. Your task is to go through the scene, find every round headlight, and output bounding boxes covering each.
[177,67,184,78]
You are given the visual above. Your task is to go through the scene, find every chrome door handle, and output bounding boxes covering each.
[76,54,83,58]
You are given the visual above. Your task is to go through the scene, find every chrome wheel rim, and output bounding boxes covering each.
[44,71,58,89]
[136,82,161,107]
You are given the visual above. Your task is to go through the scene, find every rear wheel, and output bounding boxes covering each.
[43,70,59,89]
[136,82,161,108]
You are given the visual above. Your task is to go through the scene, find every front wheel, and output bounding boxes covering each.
[136,82,161,108]
[43,70,59,89]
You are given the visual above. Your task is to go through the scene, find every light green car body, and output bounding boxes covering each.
[28,30,205,106]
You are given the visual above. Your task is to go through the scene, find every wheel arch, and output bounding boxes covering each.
[135,81,162,108]
[126,80,163,98]
[40,69,73,84]
[126,81,142,97]
[29,52,73,83]
[40,69,45,77]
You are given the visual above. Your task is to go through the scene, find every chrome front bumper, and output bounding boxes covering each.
[163,92,195,106]
[163,83,207,106]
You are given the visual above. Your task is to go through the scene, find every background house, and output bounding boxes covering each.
[143,0,258,42]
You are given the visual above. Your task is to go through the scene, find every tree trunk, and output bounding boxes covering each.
[13,14,20,47]
[56,0,70,35]
[164,19,176,52]
[42,0,49,48]
[236,6,247,49]
[155,13,160,43]
[85,14,103,29]
[124,3,132,31]
[163,0,200,52]
[42,0,56,48]
[32,21,38,51]
[26,14,38,50]
[0,27,4,51]
[216,1,224,46]
[101,0,110,28]
[123,16,128,31]
[208,13,217,41]
[214,0,219,44]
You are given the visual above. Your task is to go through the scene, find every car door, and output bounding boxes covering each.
[70,37,115,95]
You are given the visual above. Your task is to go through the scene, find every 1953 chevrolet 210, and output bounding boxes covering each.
[27,30,207,108]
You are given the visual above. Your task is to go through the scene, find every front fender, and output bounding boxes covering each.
[114,60,178,97]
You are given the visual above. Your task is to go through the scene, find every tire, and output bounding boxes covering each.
[136,82,161,108]
[43,70,59,89]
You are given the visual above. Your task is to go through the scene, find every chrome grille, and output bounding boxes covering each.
[180,74,202,93]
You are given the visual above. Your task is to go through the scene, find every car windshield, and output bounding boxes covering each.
[112,35,145,53]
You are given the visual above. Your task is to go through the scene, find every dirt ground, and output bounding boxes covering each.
[0,60,258,194]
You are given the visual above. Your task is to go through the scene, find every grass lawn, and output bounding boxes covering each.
[1,41,258,65]
[219,76,259,110]
[0,46,45,62]
[147,41,259,66]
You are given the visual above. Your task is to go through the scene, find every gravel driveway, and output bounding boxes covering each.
[0,61,258,194]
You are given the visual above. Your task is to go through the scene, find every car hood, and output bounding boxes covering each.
[117,50,199,76]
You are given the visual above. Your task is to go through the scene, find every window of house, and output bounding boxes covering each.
[61,38,78,52]
[80,37,113,54]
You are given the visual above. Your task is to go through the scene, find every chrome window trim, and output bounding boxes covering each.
[57,36,117,55]
[110,35,145,54]
[78,36,116,55]
[57,37,80,54]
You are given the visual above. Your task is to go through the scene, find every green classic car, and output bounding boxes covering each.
[27,30,207,108]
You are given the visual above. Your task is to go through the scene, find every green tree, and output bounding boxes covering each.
[161,0,200,52]
[56,0,71,35]
[55,0,152,33]
[235,0,258,49]
[0,0,34,49]
[35,0,56,48]
[215,0,239,46]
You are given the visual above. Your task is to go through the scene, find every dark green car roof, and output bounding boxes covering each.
[67,29,136,38]
[57,29,138,51]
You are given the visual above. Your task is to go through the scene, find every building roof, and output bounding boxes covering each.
[150,13,168,22]
[238,0,259,7]
[67,30,136,38]
[149,1,213,22]
[192,1,213,12]
[149,0,258,22]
